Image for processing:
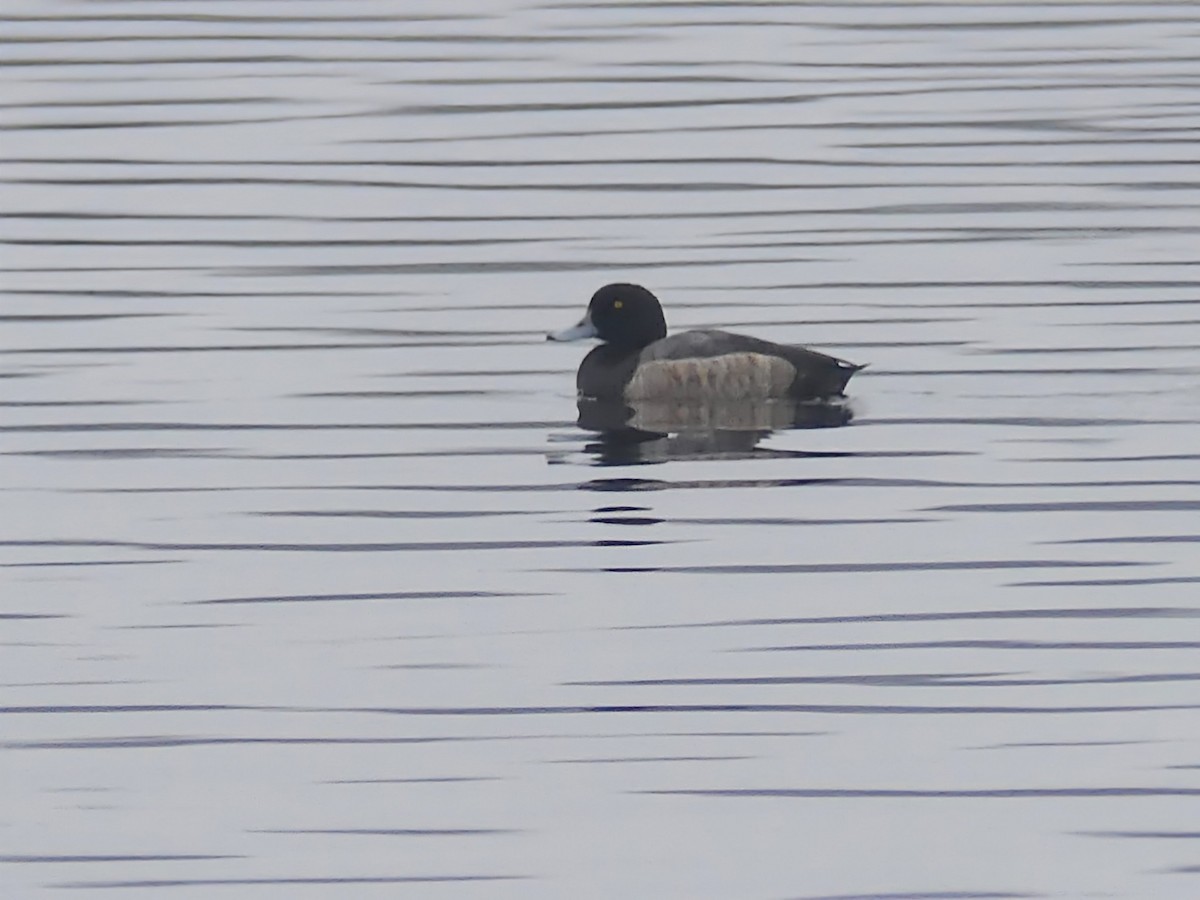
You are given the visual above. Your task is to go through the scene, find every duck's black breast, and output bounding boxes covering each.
[576,330,861,401]
[576,343,644,400]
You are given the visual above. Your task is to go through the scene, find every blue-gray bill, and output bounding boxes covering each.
[547,311,598,342]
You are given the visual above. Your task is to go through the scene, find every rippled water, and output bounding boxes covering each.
[5,2,1200,897]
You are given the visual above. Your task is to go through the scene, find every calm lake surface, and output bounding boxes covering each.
[4,1,1200,897]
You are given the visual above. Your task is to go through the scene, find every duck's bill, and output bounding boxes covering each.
[546,313,598,342]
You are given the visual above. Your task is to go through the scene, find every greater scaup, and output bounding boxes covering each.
[547,283,864,401]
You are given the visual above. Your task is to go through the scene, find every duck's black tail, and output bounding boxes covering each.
[828,360,867,396]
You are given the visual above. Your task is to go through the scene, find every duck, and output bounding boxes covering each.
[547,283,864,401]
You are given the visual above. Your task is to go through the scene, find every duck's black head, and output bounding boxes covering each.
[548,283,668,350]
[588,283,668,348]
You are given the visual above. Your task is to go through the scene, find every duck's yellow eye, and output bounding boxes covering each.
[613,300,623,309]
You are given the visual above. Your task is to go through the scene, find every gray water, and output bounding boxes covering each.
[4,2,1200,897]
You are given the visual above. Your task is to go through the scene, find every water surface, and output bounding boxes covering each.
[4,1,1200,897]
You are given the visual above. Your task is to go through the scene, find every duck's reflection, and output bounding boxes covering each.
[576,397,853,465]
